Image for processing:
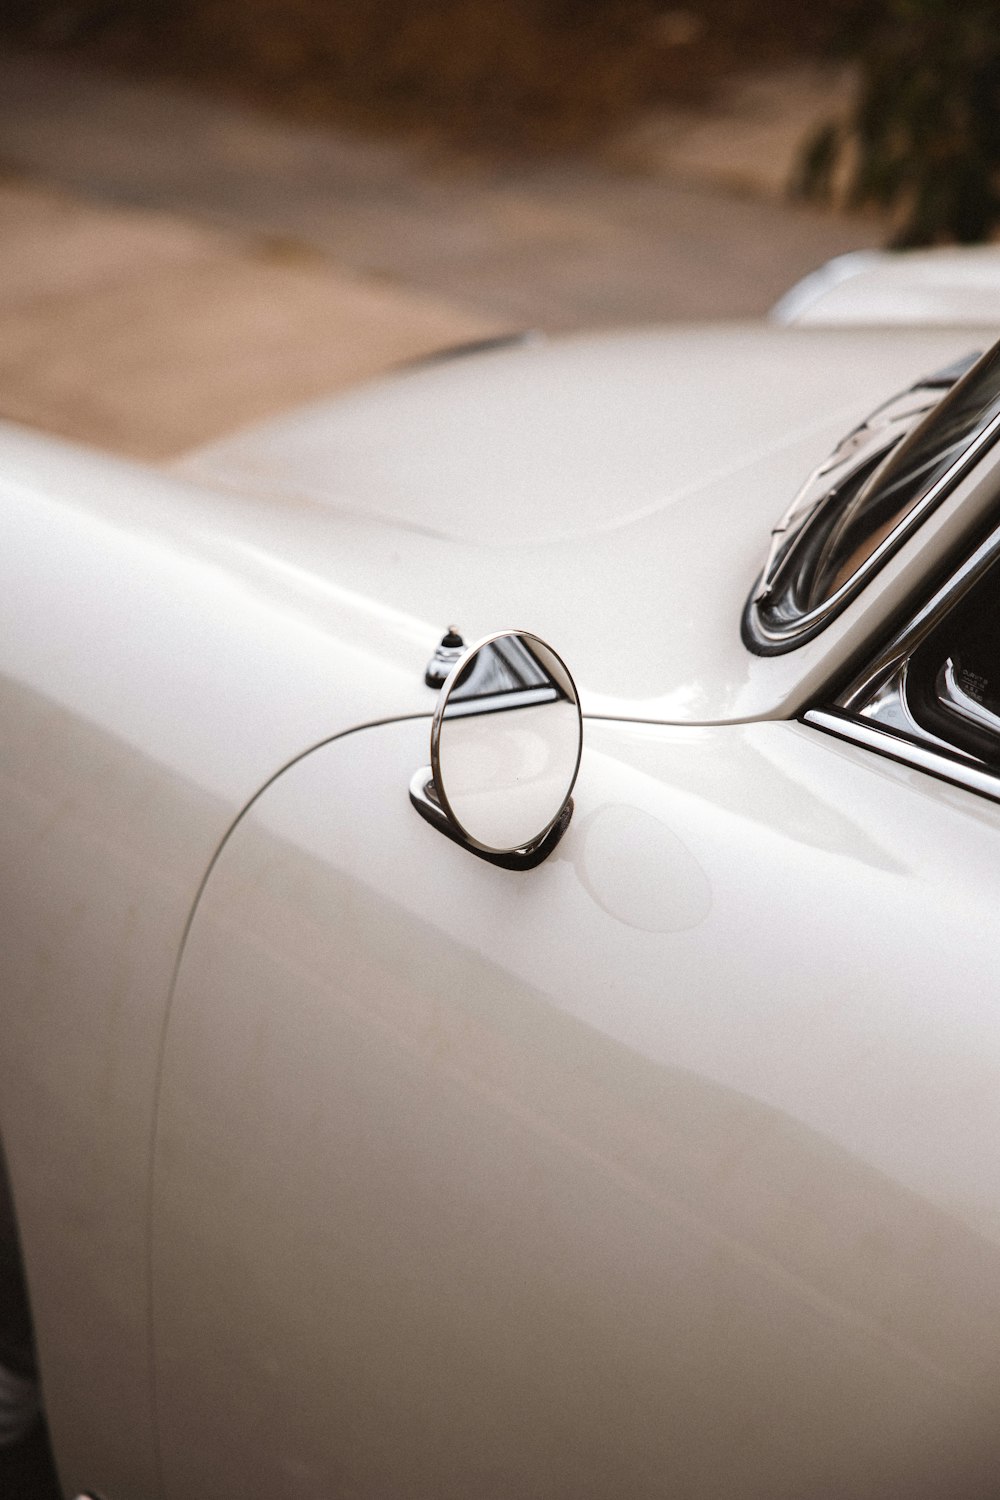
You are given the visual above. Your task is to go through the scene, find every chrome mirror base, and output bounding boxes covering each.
[409,770,573,870]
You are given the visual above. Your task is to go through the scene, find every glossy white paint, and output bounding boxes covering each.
[176,324,1000,723]
[154,713,1000,1500]
[774,247,1000,328]
[2,312,1000,1497]
[0,425,434,1498]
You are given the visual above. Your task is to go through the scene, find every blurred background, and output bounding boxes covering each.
[0,0,926,465]
[0,2,996,450]
[0,3,997,1496]
[3,0,996,243]
[0,0,863,149]
[3,0,994,466]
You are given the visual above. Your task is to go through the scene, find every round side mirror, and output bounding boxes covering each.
[415,631,582,864]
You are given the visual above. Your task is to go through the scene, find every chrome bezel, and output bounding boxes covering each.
[409,769,575,870]
[804,509,1000,804]
[417,629,583,863]
[804,708,1000,804]
[745,349,1000,655]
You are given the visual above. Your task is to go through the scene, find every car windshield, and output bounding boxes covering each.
[745,339,1000,652]
[807,341,1000,608]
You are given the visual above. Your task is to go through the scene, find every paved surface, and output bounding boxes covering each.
[0,53,874,328]
[0,177,500,457]
[0,52,882,458]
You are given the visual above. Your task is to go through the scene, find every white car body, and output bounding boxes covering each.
[4,301,1000,1498]
[773,245,1000,328]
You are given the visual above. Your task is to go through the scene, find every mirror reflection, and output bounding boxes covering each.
[432,632,581,855]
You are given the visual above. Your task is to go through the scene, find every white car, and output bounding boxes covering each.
[4,252,1000,1500]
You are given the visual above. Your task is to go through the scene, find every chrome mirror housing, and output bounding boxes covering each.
[410,631,582,869]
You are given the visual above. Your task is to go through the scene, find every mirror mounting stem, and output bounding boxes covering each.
[409,770,574,870]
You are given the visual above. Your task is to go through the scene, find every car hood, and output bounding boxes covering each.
[174,323,998,724]
[774,247,1000,328]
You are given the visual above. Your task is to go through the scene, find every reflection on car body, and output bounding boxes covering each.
[5,263,1000,1499]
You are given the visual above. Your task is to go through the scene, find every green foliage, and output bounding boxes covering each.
[797,0,1000,246]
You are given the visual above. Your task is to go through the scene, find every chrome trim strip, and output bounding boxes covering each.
[804,490,1000,805]
[936,657,1000,739]
[839,510,1000,712]
[854,657,974,755]
[754,406,1000,647]
[747,346,1000,653]
[804,708,1000,803]
[753,385,949,608]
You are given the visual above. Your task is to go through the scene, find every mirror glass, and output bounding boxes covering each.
[432,632,582,854]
